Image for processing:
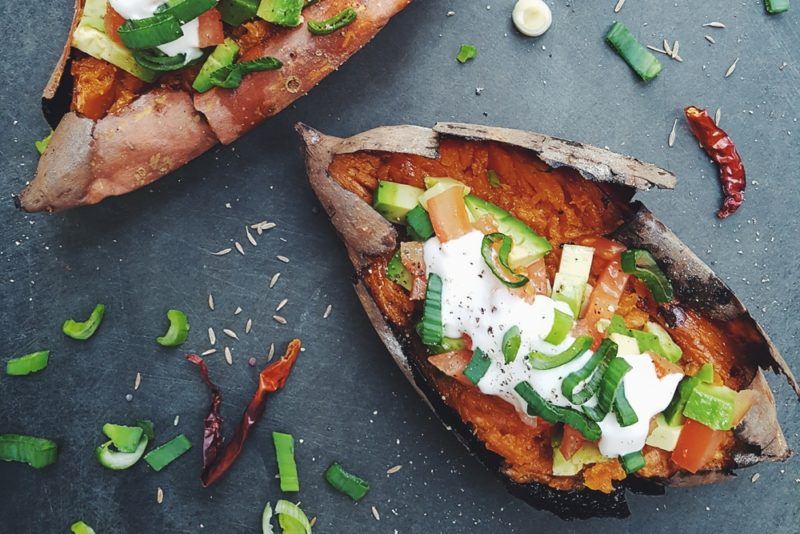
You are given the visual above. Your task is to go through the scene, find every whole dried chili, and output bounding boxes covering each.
[187,338,301,487]
[684,106,746,218]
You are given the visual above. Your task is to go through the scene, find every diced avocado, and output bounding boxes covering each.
[257,0,304,27]
[644,321,683,363]
[694,362,715,383]
[464,195,552,267]
[386,251,413,291]
[406,204,434,241]
[645,414,682,451]
[193,38,240,93]
[558,245,594,282]
[373,181,425,224]
[605,314,631,337]
[423,334,467,355]
[683,382,738,430]
[609,333,640,355]
[72,4,157,82]
[219,0,260,26]
[551,273,586,318]
[552,443,605,477]
[663,363,714,426]
[418,179,470,210]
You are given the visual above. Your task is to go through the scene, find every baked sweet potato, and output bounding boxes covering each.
[296,122,798,519]
[17,0,411,212]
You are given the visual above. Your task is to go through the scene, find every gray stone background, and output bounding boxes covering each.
[1,1,798,532]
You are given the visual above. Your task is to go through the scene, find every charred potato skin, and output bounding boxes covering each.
[18,0,412,212]
[296,122,797,519]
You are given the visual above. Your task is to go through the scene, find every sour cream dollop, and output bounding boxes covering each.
[424,230,682,457]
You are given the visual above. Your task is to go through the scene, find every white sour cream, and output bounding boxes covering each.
[423,230,682,457]
[109,0,203,63]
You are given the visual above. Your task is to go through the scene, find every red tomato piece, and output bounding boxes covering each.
[198,8,225,48]
[575,236,627,261]
[671,418,726,473]
[428,350,473,386]
[104,6,126,46]
[559,424,586,460]
[582,257,630,331]
[427,187,473,242]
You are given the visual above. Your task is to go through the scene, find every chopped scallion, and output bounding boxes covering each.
[324,462,370,501]
[273,432,300,492]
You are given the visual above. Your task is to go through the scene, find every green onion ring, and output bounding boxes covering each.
[613,382,639,427]
[620,249,674,303]
[529,335,592,370]
[514,381,601,440]
[561,339,617,405]
[502,326,521,364]
[481,233,529,288]
[583,356,632,422]
[307,7,357,36]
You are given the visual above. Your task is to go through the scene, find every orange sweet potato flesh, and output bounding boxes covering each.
[327,139,741,492]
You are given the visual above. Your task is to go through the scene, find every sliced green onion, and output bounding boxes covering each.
[420,273,443,346]
[528,335,592,371]
[257,0,304,28]
[156,309,190,347]
[613,382,638,427]
[487,169,501,188]
[209,56,283,89]
[0,434,58,468]
[463,348,491,385]
[157,0,217,24]
[136,419,155,440]
[70,521,96,534]
[765,0,790,14]
[502,326,521,364]
[406,204,435,241]
[324,462,370,501]
[620,450,646,474]
[133,49,189,72]
[118,14,184,50]
[6,350,49,376]
[307,7,357,35]
[621,249,674,303]
[275,500,312,534]
[583,356,631,422]
[273,432,299,492]
[62,304,105,340]
[239,56,283,73]
[561,339,617,405]
[513,382,601,440]
[481,233,530,288]
[456,44,477,64]
[544,309,573,345]
[96,437,148,470]
[102,423,144,453]
[605,21,662,82]
[35,131,53,155]
[143,434,192,471]
[219,0,260,25]
[261,501,274,534]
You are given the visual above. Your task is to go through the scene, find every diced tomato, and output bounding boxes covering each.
[427,187,473,242]
[526,259,550,295]
[409,275,428,301]
[647,352,683,379]
[198,8,225,48]
[671,419,726,473]
[104,6,126,46]
[559,424,586,460]
[581,257,630,332]
[575,236,627,261]
[428,351,473,386]
[472,214,498,234]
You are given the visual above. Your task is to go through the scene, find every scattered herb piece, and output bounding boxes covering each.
[456,44,477,63]
[209,56,283,89]
[765,0,790,14]
[156,309,190,347]
[62,304,105,340]
[273,432,300,492]
[6,350,49,376]
[262,502,274,534]
[324,462,370,501]
[307,7,357,35]
[144,434,192,471]
[0,434,58,468]
[487,169,501,188]
[684,106,746,218]
[102,423,144,453]
[605,22,662,81]
[275,500,312,534]
[35,131,53,155]
[70,521,96,534]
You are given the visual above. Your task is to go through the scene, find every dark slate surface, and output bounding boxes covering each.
[1,1,798,532]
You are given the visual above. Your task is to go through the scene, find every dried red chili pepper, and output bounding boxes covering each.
[186,354,224,472]
[187,338,301,487]
[684,106,746,218]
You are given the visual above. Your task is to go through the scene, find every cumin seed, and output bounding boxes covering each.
[614,0,625,13]
[224,347,233,365]
[134,372,142,391]
[371,506,380,521]
[276,255,290,263]
[704,35,715,44]
[668,119,678,147]
[173,415,180,426]
[268,343,275,361]
[269,273,281,288]
[725,57,739,78]
[751,473,760,483]
[157,487,164,504]
[245,318,253,334]
[273,315,287,325]
[212,248,232,256]
[663,39,672,55]
[208,294,215,311]
[223,328,239,340]
[323,304,333,319]
[208,327,216,345]
[234,306,242,315]
[715,107,721,126]
[201,348,217,356]
[671,40,679,59]
[276,299,288,312]
[647,45,667,55]
[386,465,403,474]
[703,21,726,28]
[309,517,317,528]
[235,242,245,255]
[246,226,257,247]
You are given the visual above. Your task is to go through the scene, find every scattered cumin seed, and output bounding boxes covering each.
[208,327,216,345]
[715,107,721,126]
[613,0,625,12]
[751,473,760,483]
[134,372,142,391]
[309,517,317,528]
[212,248,232,256]
[647,45,667,55]
[223,328,239,340]
[673,55,683,63]
[224,347,233,365]
[386,465,403,475]
[235,242,245,255]
[371,506,380,521]
[234,306,242,315]
[201,348,217,356]
[276,298,288,312]
[173,415,180,426]
[671,40,680,59]
[704,35,715,44]
[663,39,672,55]
[268,343,275,361]
[157,487,164,504]
[246,226,257,247]
[208,294,215,311]
[668,119,678,147]
[276,255,290,263]
[273,315,287,325]
[703,21,726,28]
[245,318,253,334]
[269,273,281,288]
[725,57,739,78]
[323,304,332,319]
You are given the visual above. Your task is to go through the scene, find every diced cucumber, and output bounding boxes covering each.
[606,21,662,82]
[644,321,683,363]
[551,273,586,318]
[373,181,425,224]
[645,414,682,451]
[558,245,594,282]
[193,38,240,93]
[386,251,413,291]
[464,195,552,267]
